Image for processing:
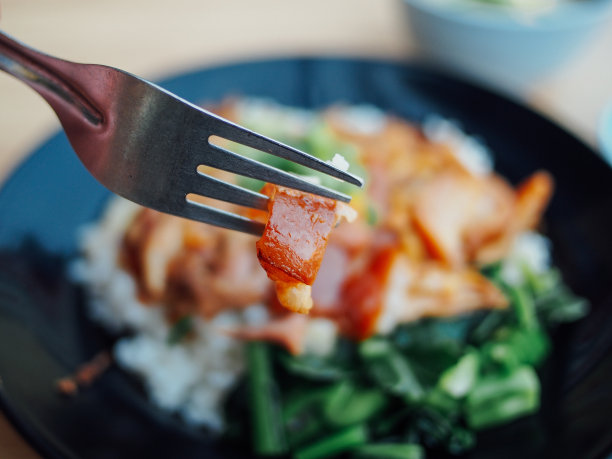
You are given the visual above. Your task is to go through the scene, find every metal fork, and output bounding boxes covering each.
[0,31,363,235]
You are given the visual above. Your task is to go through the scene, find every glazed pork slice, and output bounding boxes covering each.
[256,184,357,314]
[332,245,508,340]
[120,208,271,320]
[225,246,508,354]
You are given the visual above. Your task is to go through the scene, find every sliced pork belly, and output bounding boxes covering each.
[256,184,356,314]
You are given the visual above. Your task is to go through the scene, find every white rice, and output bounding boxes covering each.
[70,197,256,431]
[326,153,351,172]
[70,194,338,431]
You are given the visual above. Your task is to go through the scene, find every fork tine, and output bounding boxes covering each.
[188,171,269,210]
[208,115,364,188]
[202,143,353,203]
[182,198,265,236]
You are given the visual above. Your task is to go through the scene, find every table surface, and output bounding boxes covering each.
[1,0,611,457]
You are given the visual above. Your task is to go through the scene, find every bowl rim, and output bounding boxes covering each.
[402,0,612,31]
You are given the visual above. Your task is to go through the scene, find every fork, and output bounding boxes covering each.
[0,31,363,235]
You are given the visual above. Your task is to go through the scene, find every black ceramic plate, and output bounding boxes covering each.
[1,58,612,459]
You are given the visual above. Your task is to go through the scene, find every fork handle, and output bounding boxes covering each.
[0,31,103,128]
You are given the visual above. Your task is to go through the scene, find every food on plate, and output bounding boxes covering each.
[72,99,587,456]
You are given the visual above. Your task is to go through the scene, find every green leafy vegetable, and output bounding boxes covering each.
[323,381,387,427]
[283,386,335,448]
[485,327,550,369]
[279,350,352,382]
[166,316,193,345]
[354,443,424,459]
[505,283,538,330]
[294,424,368,459]
[465,366,540,430]
[252,257,586,456]
[360,339,424,401]
[246,342,287,456]
[413,408,475,454]
[438,351,480,398]
[366,204,379,226]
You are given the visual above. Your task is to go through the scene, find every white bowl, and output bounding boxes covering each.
[402,0,612,94]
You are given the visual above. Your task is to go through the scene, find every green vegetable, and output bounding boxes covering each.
[294,424,368,459]
[394,317,473,351]
[353,443,424,459]
[283,386,338,447]
[359,337,392,358]
[522,264,560,296]
[359,340,424,401]
[304,122,338,162]
[535,286,589,324]
[372,407,413,436]
[486,328,550,369]
[438,351,480,398]
[469,310,508,344]
[323,382,387,427]
[166,316,193,345]
[247,342,287,456]
[366,204,378,226]
[413,408,475,454]
[283,387,333,423]
[279,354,349,381]
[465,365,540,430]
[520,264,589,325]
[544,297,588,323]
[424,388,460,416]
[505,284,537,330]
[300,121,367,194]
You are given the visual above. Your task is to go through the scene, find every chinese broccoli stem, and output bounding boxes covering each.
[247,342,287,456]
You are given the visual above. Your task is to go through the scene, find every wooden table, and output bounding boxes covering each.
[1,1,611,457]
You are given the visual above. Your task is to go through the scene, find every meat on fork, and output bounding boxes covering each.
[256,184,357,314]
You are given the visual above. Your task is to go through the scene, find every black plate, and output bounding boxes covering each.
[1,58,612,459]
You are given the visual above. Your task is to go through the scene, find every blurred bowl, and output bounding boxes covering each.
[402,0,612,94]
